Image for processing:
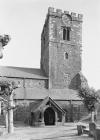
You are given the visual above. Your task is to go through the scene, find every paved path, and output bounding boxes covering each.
[0,123,93,140]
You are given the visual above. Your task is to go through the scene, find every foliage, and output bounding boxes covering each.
[0,35,10,47]
[0,78,18,96]
[79,72,89,89]
[0,78,18,111]
[78,87,99,113]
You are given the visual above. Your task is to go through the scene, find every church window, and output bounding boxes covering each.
[63,28,66,40]
[63,27,71,41]
[0,86,5,91]
[67,27,70,41]
[1,102,4,115]
[39,112,42,119]
[64,52,68,59]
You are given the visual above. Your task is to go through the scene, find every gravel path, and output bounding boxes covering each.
[0,123,93,140]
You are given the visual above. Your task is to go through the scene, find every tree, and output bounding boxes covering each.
[0,34,11,132]
[78,87,99,122]
[0,78,18,133]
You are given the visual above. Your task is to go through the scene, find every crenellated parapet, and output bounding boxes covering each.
[48,7,83,22]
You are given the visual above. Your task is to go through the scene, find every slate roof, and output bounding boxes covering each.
[14,87,81,100]
[30,96,66,114]
[0,66,48,79]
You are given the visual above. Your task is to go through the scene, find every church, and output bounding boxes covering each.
[0,7,87,126]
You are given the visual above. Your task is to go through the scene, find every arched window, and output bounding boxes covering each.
[64,52,68,59]
[63,28,67,40]
[63,27,71,41]
[67,27,70,41]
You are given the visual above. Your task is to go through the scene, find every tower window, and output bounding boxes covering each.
[67,27,70,41]
[0,86,5,91]
[63,27,71,41]
[63,28,66,40]
[64,52,68,59]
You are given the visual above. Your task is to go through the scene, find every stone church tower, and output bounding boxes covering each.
[41,7,83,89]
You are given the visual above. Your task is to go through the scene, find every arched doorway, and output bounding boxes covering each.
[44,107,55,125]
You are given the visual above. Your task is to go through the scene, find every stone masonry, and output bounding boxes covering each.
[41,7,83,89]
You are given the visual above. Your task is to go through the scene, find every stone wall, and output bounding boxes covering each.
[13,99,88,124]
[56,100,88,122]
[41,7,82,89]
[12,99,100,124]
[13,99,86,123]
[6,77,48,89]
[5,77,23,88]
[41,16,49,76]
[25,79,48,88]
[14,100,41,123]
[0,99,98,126]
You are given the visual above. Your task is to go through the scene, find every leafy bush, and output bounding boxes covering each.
[78,87,98,113]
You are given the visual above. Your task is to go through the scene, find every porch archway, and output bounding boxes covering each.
[44,107,55,125]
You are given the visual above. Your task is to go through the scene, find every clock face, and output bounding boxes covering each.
[62,15,71,26]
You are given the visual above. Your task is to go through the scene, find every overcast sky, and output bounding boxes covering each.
[0,0,100,90]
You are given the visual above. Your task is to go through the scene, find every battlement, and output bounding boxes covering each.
[48,7,83,22]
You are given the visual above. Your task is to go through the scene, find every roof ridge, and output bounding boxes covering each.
[0,65,40,70]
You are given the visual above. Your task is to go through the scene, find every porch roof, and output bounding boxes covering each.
[30,96,66,114]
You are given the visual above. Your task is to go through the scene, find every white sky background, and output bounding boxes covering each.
[0,0,100,90]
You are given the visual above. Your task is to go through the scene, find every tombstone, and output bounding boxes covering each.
[77,125,83,135]
[89,122,96,137]
[94,129,100,140]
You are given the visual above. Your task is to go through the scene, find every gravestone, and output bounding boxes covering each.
[89,122,96,137]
